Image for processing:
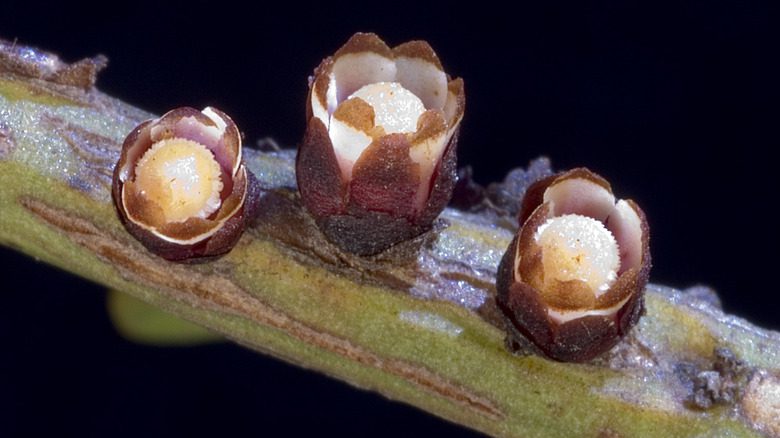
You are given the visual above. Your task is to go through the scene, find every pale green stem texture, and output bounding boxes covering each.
[1,45,779,438]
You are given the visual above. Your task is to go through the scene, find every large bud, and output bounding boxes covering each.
[297,32,465,255]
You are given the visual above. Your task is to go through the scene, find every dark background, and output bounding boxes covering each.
[1,1,777,436]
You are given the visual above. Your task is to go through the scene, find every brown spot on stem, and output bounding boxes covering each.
[43,114,120,162]
[0,121,14,159]
[21,196,504,421]
[42,113,120,189]
[598,428,625,438]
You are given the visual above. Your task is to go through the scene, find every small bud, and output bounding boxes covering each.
[297,32,465,255]
[496,168,651,362]
[112,107,258,262]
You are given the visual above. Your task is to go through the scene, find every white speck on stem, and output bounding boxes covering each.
[399,311,463,337]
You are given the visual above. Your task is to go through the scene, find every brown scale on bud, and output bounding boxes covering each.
[112,107,258,262]
[496,168,651,362]
[296,32,465,255]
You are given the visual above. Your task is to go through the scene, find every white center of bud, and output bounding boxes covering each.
[134,138,224,223]
[535,214,620,294]
[349,82,426,134]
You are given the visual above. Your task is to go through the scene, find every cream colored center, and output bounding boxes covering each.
[535,214,620,294]
[350,82,425,134]
[134,138,224,223]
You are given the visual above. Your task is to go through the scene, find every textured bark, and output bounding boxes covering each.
[2,41,780,438]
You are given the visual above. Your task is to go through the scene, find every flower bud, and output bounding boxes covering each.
[297,32,465,255]
[112,107,258,261]
[496,168,651,362]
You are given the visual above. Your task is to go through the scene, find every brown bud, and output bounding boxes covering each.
[112,107,258,262]
[496,168,651,362]
[296,32,465,255]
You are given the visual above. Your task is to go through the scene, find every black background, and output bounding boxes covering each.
[1,1,777,437]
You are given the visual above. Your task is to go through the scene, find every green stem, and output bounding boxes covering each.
[1,43,779,438]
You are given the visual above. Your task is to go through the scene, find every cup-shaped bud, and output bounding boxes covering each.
[112,107,258,262]
[496,168,651,362]
[297,32,465,255]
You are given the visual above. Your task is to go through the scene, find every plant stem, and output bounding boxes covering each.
[1,42,779,438]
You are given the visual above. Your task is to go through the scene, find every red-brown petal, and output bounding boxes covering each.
[518,168,612,225]
[114,120,154,184]
[348,133,420,219]
[544,171,615,220]
[607,199,647,273]
[201,167,260,258]
[552,315,620,362]
[332,33,396,102]
[416,128,459,226]
[334,32,394,59]
[203,106,242,174]
[542,279,597,311]
[444,78,466,136]
[594,267,638,309]
[515,202,553,285]
[409,109,449,210]
[617,283,646,335]
[296,117,347,218]
[517,173,557,226]
[392,40,444,69]
[308,57,335,126]
[497,237,555,348]
[393,41,448,110]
